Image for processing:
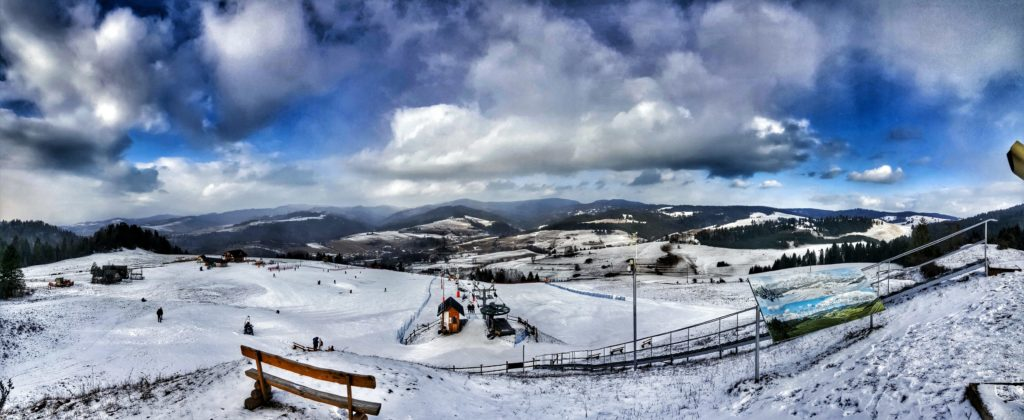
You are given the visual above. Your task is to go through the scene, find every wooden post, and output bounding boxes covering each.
[255,351,270,401]
[346,373,354,420]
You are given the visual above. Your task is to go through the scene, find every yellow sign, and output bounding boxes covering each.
[1008,141,1024,181]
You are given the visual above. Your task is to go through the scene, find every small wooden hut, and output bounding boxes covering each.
[437,297,466,334]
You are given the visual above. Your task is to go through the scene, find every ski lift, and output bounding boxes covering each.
[479,287,514,339]
[243,316,254,335]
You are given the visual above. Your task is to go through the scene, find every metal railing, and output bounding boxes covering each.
[443,305,769,375]
[443,220,998,376]
[863,219,995,298]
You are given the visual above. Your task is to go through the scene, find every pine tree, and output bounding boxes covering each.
[0,244,26,299]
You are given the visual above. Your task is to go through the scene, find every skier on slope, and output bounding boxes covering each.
[156,307,163,323]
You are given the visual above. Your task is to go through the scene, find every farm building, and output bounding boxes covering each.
[437,296,466,334]
[197,255,227,268]
[91,264,129,284]
[223,249,247,262]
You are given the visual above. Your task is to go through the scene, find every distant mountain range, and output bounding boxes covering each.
[44,198,970,257]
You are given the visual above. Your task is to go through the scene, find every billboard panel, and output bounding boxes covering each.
[749,265,883,341]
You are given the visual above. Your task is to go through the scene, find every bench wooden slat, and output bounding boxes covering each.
[244,369,382,415]
[240,345,376,388]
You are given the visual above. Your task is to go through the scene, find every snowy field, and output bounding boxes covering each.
[5,248,1024,418]
[563,275,756,309]
[2,249,737,416]
[462,229,634,252]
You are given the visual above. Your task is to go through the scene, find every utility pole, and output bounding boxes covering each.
[632,232,638,371]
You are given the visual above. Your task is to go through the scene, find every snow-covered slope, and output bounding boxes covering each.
[8,251,1024,418]
[881,214,950,226]
[2,249,733,414]
[713,212,805,229]
[462,229,634,253]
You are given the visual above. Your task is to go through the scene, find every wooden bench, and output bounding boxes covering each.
[240,345,381,419]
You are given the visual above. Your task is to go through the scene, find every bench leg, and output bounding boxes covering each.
[244,381,271,410]
[243,396,262,410]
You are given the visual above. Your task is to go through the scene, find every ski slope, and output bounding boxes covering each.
[2,249,734,412]
[8,247,1024,418]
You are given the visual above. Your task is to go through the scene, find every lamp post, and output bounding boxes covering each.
[632,232,638,371]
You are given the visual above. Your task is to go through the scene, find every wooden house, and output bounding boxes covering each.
[223,249,248,262]
[198,255,227,268]
[437,297,466,334]
[91,265,129,284]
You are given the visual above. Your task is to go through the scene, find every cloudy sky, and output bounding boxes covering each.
[1,0,1022,224]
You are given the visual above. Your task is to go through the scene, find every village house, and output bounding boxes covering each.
[223,249,248,262]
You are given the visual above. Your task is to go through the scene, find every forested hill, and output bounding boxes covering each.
[695,216,876,249]
[0,220,185,267]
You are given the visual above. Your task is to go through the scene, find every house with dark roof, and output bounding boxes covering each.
[223,249,247,262]
[437,296,466,334]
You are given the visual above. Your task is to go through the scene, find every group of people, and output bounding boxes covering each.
[152,263,366,350]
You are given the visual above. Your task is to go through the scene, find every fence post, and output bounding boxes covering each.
[686,328,690,361]
[669,332,673,364]
[735,312,740,355]
[985,221,989,275]
[718,318,722,358]
[754,307,761,383]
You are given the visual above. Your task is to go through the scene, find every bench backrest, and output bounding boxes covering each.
[240,345,376,388]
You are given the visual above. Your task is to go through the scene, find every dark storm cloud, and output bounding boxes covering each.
[629,170,663,186]
[0,111,162,192]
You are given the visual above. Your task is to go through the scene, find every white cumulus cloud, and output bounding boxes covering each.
[847,165,905,183]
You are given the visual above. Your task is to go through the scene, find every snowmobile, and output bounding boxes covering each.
[243,316,254,335]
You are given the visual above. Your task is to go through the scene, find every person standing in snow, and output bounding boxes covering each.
[156,307,163,323]
[312,336,320,350]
